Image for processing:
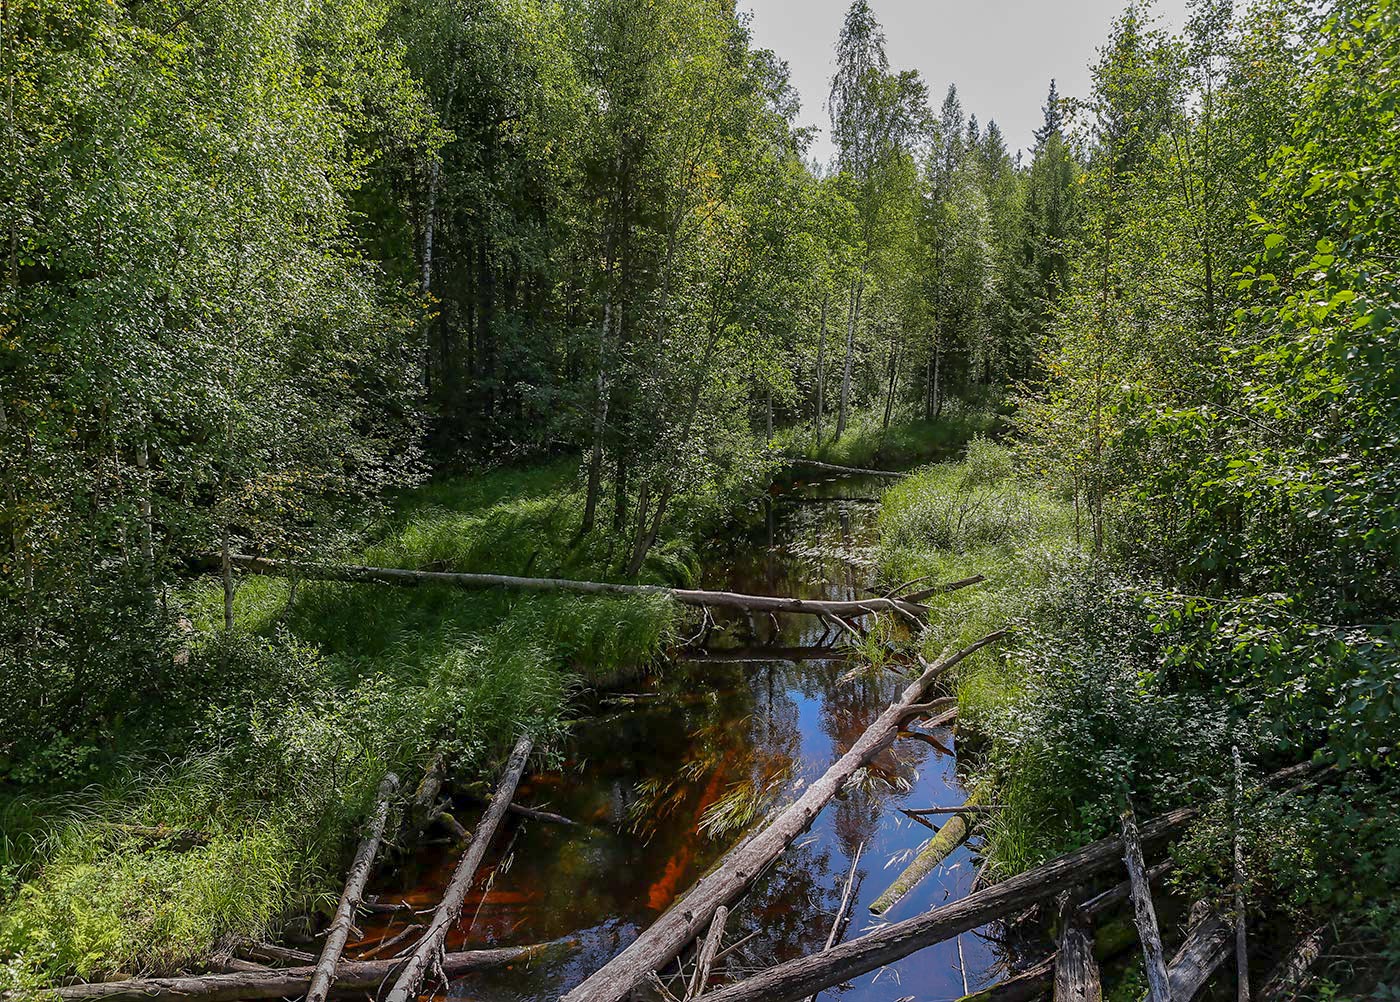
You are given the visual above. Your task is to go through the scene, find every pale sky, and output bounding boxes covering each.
[742,0,1192,165]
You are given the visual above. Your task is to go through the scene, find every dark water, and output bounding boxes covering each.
[355,475,1019,1000]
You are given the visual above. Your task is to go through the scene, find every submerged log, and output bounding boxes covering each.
[383,734,534,1002]
[509,802,577,826]
[786,458,906,479]
[561,632,1005,1002]
[52,944,558,1001]
[305,772,398,1002]
[691,805,1201,1002]
[870,790,983,915]
[224,555,928,622]
[1121,802,1173,1002]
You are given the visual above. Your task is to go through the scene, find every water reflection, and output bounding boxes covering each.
[354,475,1020,1000]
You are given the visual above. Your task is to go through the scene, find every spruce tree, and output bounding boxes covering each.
[1033,78,1064,148]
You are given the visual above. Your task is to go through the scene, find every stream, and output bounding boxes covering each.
[354,473,1023,1000]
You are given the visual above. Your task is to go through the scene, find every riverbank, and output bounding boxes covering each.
[0,411,992,996]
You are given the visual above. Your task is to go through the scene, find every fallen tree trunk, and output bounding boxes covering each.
[1156,903,1232,1002]
[803,843,864,1002]
[786,458,906,479]
[1259,925,1330,1002]
[561,632,1005,1002]
[686,906,729,1000]
[692,804,1200,1002]
[509,803,577,826]
[52,944,559,1001]
[904,575,988,603]
[383,734,534,1002]
[870,790,983,915]
[305,772,398,1002]
[225,555,928,623]
[233,941,315,966]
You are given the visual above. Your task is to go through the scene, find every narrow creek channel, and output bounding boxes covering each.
[354,473,1023,1000]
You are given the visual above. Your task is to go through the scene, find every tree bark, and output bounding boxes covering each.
[224,555,930,623]
[1055,892,1103,1002]
[304,773,399,1002]
[693,806,1201,1002]
[561,633,1004,1002]
[53,945,557,1001]
[1153,904,1232,1002]
[383,734,533,1002]
[1122,801,1173,1002]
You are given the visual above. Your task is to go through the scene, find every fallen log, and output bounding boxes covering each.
[1055,891,1103,1002]
[870,790,984,916]
[357,921,422,959]
[787,458,906,479]
[1155,903,1232,1002]
[52,944,559,1001]
[780,495,880,505]
[224,555,928,623]
[904,575,988,603]
[305,773,398,1002]
[691,804,1200,1002]
[384,734,534,1002]
[233,941,315,966]
[561,632,1005,1002]
[803,843,864,1002]
[510,802,577,826]
[1258,925,1330,1002]
[1121,801,1173,1002]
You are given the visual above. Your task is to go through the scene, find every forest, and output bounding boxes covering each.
[1,0,1397,999]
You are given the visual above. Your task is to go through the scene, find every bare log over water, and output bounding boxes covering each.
[223,555,928,622]
[1122,802,1173,1002]
[786,458,906,478]
[305,772,398,1002]
[691,805,1200,1002]
[383,734,534,1002]
[53,944,558,1001]
[560,632,1005,1002]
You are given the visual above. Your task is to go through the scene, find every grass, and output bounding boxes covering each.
[775,398,1006,472]
[0,458,698,995]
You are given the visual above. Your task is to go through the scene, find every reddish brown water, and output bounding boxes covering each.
[354,474,1023,1000]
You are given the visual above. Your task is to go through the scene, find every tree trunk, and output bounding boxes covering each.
[384,735,533,1002]
[814,290,829,447]
[221,524,233,631]
[787,458,904,479]
[561,634,1004,1002]
[1055,892,1103,1002]
[1153,904,1231,1002]
[581,293,613,537]
[881,345,900,431]
[54,946,558,1002]
[223,555,931,623]
[835,276,862,440]
[694,806,1201,1002]
[304,773,398,1002]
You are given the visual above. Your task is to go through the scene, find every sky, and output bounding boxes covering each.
[741,0,1192,165]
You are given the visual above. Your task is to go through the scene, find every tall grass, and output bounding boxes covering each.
[775,400,1004,472]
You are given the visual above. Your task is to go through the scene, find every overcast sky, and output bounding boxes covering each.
[742,0,1191,166]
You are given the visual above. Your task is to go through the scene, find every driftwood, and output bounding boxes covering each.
[225,555,928,623]
[686,906,729,1000]
[787,458,906,479]
[1055,891,1103,1002]
[305,773,398,1002]
[233,941,314,966]
[358,921,422,959]
[1121,801,1173,1002]
[561,632,1005,1002]
[870,790,983,915]
[1259,925,1329,1002]
[383,734,534,1002]
[691,804,1201,1002]
[510,802,577,826]
[1156,903,1232,1002]
[52,944,557,1001]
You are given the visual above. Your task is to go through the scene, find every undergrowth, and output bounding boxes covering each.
[0,458,699,993]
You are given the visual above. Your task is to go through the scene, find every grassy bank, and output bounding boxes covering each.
[877,442,1400,998]
[775,399,1005,473]
[0,456,767,995]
